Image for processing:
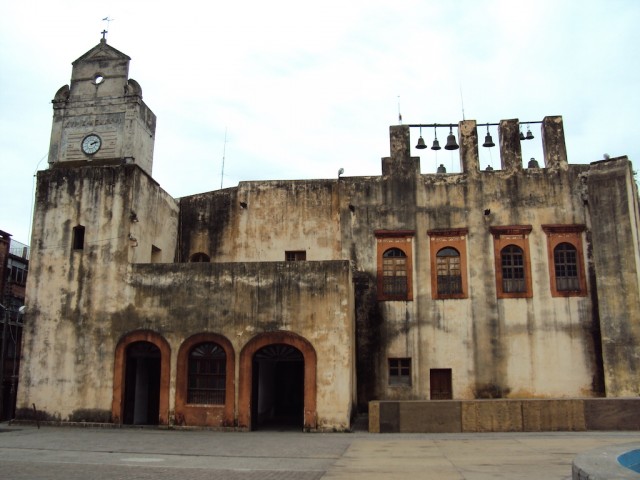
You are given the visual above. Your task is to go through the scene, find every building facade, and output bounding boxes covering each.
[0,231,28,420]
[16,40,640,430]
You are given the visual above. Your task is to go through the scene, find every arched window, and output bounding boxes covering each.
[382,248,407,296]
[188,343,226,404]
[189,252,210,262]
[554,242,579,291]
[436,247,462,295]
[501,245,526,293]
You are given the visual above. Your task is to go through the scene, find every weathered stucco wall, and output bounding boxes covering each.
[18,165,178,421]
[20,206,355,431]
[19,98,640,431]
[172,120,635,405]
[122,260,354,430]
[178,180,341,262]
[587,158,640,396]
[341,123,607,403]
[22,41,640,433]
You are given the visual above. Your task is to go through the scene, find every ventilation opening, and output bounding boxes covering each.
[151,245,161,263]
[189,252,210,262]
[72,225,85,251]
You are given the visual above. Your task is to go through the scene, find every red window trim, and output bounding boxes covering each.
[428,228,469,300]
[542,224,587,297]
[376,231,414,301]
[490,225,533,299]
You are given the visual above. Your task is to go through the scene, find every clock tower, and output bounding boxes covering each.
[48,38,156,175]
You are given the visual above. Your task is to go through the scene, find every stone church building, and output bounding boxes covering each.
[16,40,640,430]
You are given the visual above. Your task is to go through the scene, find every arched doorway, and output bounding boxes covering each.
[112,331,171,425]
[238,332,317,431]
[123,341,161,425]
[252,344,304,430]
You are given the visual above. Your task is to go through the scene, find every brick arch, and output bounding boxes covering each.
[112,330,171,425]
[175,333,235,427]
[238,331,317,430]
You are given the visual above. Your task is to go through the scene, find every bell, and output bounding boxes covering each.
[415,136,427,149]
[431,137,441,150]
[444,127,459,150]
[485,165,494,171]
[437,164,447,174]
[525,127,534,140]
[519,130,526,141]
[528,157,539,168]
[483,133,495,148]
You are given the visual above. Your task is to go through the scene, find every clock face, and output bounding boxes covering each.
[81,134,102,155]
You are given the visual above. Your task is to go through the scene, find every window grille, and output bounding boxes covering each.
[388,358,411,386]
[187,343,226,405]
[382,248,407,296]
[501,245,526,293]
[554,243,580,291]
[436,247,462,295]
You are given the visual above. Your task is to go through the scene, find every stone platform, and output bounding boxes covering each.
[369,398,640,433]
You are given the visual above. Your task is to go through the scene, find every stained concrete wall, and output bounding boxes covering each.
[20,119,639,428]
[125,260,355,430]
[178,179,342,262]
[370,398,640,433]
[21,40,640,432]
[18,165,178,421]
[587,158,640,396]
[174,120,636,406]
[341,123,606,404]
[19,165,355,429]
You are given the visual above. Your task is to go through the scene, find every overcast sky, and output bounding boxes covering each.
[1,0,639,245]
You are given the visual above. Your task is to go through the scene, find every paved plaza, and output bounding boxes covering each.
[0,424,637,479]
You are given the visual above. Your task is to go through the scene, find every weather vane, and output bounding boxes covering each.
[102,17,114,41]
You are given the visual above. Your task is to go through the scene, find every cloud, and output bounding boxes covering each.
[1,0,639,243]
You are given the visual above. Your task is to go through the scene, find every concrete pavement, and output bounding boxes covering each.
[0,424,637,479]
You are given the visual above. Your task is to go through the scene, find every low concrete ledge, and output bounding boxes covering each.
[584,399,640,430]
[572,443,640,479]
[369,398,640,433]
[522,399,586,431]
[463,400,522,432]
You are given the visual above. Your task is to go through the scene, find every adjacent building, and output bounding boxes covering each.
[16,39,640,430]
[0,231,28,420]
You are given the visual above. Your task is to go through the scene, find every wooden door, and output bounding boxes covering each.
[430,369,452,400]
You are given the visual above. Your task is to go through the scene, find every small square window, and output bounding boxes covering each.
[388,357,411,386]
[285,251,306,261]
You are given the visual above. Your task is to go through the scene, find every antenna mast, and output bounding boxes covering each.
[220,127,227,190]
